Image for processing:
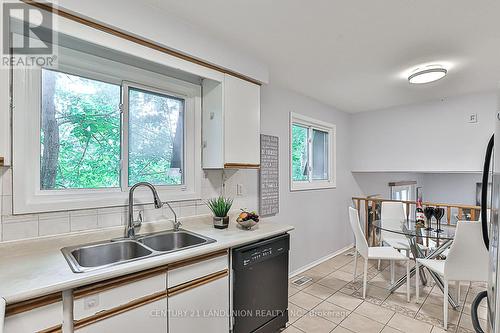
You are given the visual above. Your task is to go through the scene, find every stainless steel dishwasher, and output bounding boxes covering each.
[232,233,290,333]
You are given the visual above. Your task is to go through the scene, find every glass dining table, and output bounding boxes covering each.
[373,219,458,309]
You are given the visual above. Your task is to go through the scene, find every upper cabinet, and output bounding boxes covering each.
[202,74,260,169]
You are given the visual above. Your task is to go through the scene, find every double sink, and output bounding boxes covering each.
[62,229,216,273]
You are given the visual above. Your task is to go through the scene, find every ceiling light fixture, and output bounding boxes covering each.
[408,66,447,84]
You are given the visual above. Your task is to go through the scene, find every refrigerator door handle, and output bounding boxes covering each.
[481,134,494,249]
[472,291,488,333]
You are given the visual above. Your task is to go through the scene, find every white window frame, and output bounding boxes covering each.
[12,44,202,214]
[289,112,336,191]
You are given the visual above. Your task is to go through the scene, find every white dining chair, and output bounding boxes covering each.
[380,202,412,256]
[415,221,489,329]
[349,207,411,301]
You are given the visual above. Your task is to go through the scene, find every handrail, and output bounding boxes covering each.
[352,197,480,243]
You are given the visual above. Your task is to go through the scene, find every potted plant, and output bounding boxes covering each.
[206,196,233,229]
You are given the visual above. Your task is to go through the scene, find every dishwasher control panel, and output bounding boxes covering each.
[233,233,289,269]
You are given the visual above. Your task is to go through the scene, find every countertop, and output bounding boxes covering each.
[0,215,293,304]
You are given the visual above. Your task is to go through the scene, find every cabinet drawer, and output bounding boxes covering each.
[168,272,229,333]
[73,267,167,321]
[75,295,167,333]
[4,293,62,333]
[168,250,228,288]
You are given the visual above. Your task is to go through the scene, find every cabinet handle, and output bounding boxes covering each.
[74,291,167,330]
[168,270,228,297]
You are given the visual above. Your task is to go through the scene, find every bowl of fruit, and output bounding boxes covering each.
[236,209,260,230]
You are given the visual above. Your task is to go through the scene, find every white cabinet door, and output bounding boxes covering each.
[224,74,260,167]
[168,275,229,333]
[75,296,167,333]
[4,301,62,333]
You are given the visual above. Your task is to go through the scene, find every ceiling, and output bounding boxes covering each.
[145,0,500,113]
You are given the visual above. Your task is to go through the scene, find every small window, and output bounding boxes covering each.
[290,113,336,191]
[126,85,185,186]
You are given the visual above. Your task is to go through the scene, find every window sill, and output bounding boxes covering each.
[290,181,337,192]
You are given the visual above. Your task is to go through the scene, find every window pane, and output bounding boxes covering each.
[128,87,184,186]
[40,69,121,190]
[312,129,329,180]
[291,124,309,181]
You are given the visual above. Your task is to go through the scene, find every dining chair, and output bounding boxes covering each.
[380,202,412,256]
[349,207,411,301]
[415,221,489,329]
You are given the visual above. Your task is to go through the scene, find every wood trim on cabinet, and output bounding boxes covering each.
[224,163,260,169]
[73,291,167,330]
[5,292,62,317]
[20,1,262,86]
[168,269,229,297]
[38,325,62,333]
[168,249,228,271]
[73,265,168,299]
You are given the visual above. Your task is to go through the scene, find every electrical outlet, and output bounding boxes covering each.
[468,113,478,123]
[237,184,243,196]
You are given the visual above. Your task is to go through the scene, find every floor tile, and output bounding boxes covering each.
[303,283,337,300]
[288,301,309,324]
[282,325,305,333]
[331,326,355,333]
[353,284,391,302]
[326,292,363,311]
[318,274,349,291]
[293,312,337,333]
[354,301,395,325]
[458,313,487,331]
[339,312,384,333]
[416,301,461,326]
[311,300,350,324]
[290,291,324,310]
[387,313,433,333]
[380,326,403,333]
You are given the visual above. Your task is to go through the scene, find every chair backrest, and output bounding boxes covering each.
[348,207,369,258]
[445,221,489,281]
[381,202,407,241]
[381,201,406,220]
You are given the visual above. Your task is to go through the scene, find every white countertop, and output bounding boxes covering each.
[0,215,293,304]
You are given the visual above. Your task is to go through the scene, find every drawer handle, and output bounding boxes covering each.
[168,270,228,297]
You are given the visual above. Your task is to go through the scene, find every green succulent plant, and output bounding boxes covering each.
[206,196,233,217]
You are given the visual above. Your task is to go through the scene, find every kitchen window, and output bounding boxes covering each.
[290,113,336,191]
[13,44,201,214]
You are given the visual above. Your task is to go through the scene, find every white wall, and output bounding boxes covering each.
[260,83,356,273]
[422,173,482,206]
[51,0,269,83]
[353,172,423,199]
[353,171,482,206]
[350,91,496,173]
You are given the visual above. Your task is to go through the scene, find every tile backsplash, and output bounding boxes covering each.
[0,168,259,242]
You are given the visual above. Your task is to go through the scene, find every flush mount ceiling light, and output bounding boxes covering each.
[408,66,447,84]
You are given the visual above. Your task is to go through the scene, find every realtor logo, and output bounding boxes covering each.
[2,2,57,68]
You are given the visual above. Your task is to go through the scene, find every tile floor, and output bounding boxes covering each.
[285,248,487,333]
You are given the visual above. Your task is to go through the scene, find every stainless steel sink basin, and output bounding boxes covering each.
[62,230,216,273]
[62,240,153,273]
[137,230,214,252]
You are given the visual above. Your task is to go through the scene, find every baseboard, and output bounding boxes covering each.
[289,243,354,278]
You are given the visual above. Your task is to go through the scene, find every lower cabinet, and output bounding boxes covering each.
[4,293,62,333]
[75,295,167,333]
[168,271,229,333]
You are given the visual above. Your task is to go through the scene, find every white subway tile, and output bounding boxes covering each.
[1,195,12,216]
[39,213,70,236]
[97,212,123,228]
[3,219,38,241]
[70,210,98,232]
[1,169,12,195]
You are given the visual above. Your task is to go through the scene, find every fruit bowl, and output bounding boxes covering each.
[236,210,259,230]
